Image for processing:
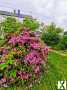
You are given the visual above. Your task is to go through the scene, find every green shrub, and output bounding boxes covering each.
[41,23,63,46]
[57,35,67,50]
[1,17,22,33]
[23,17,39,31]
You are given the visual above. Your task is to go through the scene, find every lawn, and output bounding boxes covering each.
[31,51,67,90]
[0,51,67,90]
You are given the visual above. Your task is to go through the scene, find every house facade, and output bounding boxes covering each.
[0,9,31,22]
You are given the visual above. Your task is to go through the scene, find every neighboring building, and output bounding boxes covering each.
[0,9,32,22]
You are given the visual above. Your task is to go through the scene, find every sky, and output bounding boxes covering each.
[0,0,67,31]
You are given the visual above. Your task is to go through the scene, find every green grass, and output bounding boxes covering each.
[0,51,67,90]
[32,52,67,90]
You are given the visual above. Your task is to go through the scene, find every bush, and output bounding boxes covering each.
[41,32,60,46]
[0,17,23,46]
[1,17,22,33]
[0,28,48,87]
[57,35,67,50]
[23,17,39,31]
[41,23,63,46]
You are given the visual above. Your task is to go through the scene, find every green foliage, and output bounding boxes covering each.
[6,59,14,65]
[0,63,6,70]
[64,31,67,35]
[0,23,5,40]
[23,17,39,31]
[0,39,6,47]
[41,32,60,45]
[41,23,63,46]
[58,34,67,50]
[9,70,16,78]
[1,17,22,33]
[5,69,16,79]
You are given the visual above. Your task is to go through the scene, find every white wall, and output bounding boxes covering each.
[0,15,6,22]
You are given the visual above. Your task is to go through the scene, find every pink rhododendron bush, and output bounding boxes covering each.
[0,28,48,87]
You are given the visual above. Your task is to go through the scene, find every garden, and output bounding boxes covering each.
[0,16,67,90]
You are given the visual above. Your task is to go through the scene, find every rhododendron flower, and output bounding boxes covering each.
[18,35,30,44]
[24,51,42,64]
[30,42,40,49]
[8,30,30,46]
[22,73,29,80]
[9,76,14,82]
[43,46,48,55]
[0,48,8,56]
[17,71,32,80]
[20,30,31,43]
[0,77,6,85]
[0,62,4,64]
[22,72,32,80]
[22,35,30,40]
[13,48,17,52]
[8,36,18,45]
[2,49,8,55]
[17,36,25,44]
[34,66,40,74]
[17,71,22,77]
[23,30,30,37]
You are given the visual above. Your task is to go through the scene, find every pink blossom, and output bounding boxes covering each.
[43,46,48,55]
[34,66,40,73]
[24,51,42,64]
[23,30,30,37]
[9,76,14,82]
[13,48,17,51]
[30,42,40,49]
[0,48,8,56]
[0,62,4,64]
[8,36,18,45]
[17,36,25,44]
[17,71,31,80]
[0,77,6,85]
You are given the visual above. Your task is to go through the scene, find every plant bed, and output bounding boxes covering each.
[0,28,48,88]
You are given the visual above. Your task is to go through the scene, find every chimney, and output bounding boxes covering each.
[14,10,16,15]
[18,9,20,16]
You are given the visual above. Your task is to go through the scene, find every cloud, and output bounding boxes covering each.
[0,0,67,30]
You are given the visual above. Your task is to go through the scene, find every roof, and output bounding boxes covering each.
[0,10,28,18]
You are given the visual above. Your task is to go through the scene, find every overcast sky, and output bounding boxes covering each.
[0,0,67,31]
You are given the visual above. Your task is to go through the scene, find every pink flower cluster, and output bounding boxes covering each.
[8,30,30,45]
[17,71,32,80]
[8,36,18,45]
[0,48,8,56]
[24,51,42,65]
[30,42,40,49]
[8,30,48,65]
[0,77,6,85]
[34,65,40,74]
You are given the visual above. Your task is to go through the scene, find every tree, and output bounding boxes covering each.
[58,34,67,50]
[1,17,22,33]
[64,31,67,35]
[23,17,39,31]
[41,23,63,46]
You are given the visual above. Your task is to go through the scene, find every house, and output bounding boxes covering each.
[0,9,31,22]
